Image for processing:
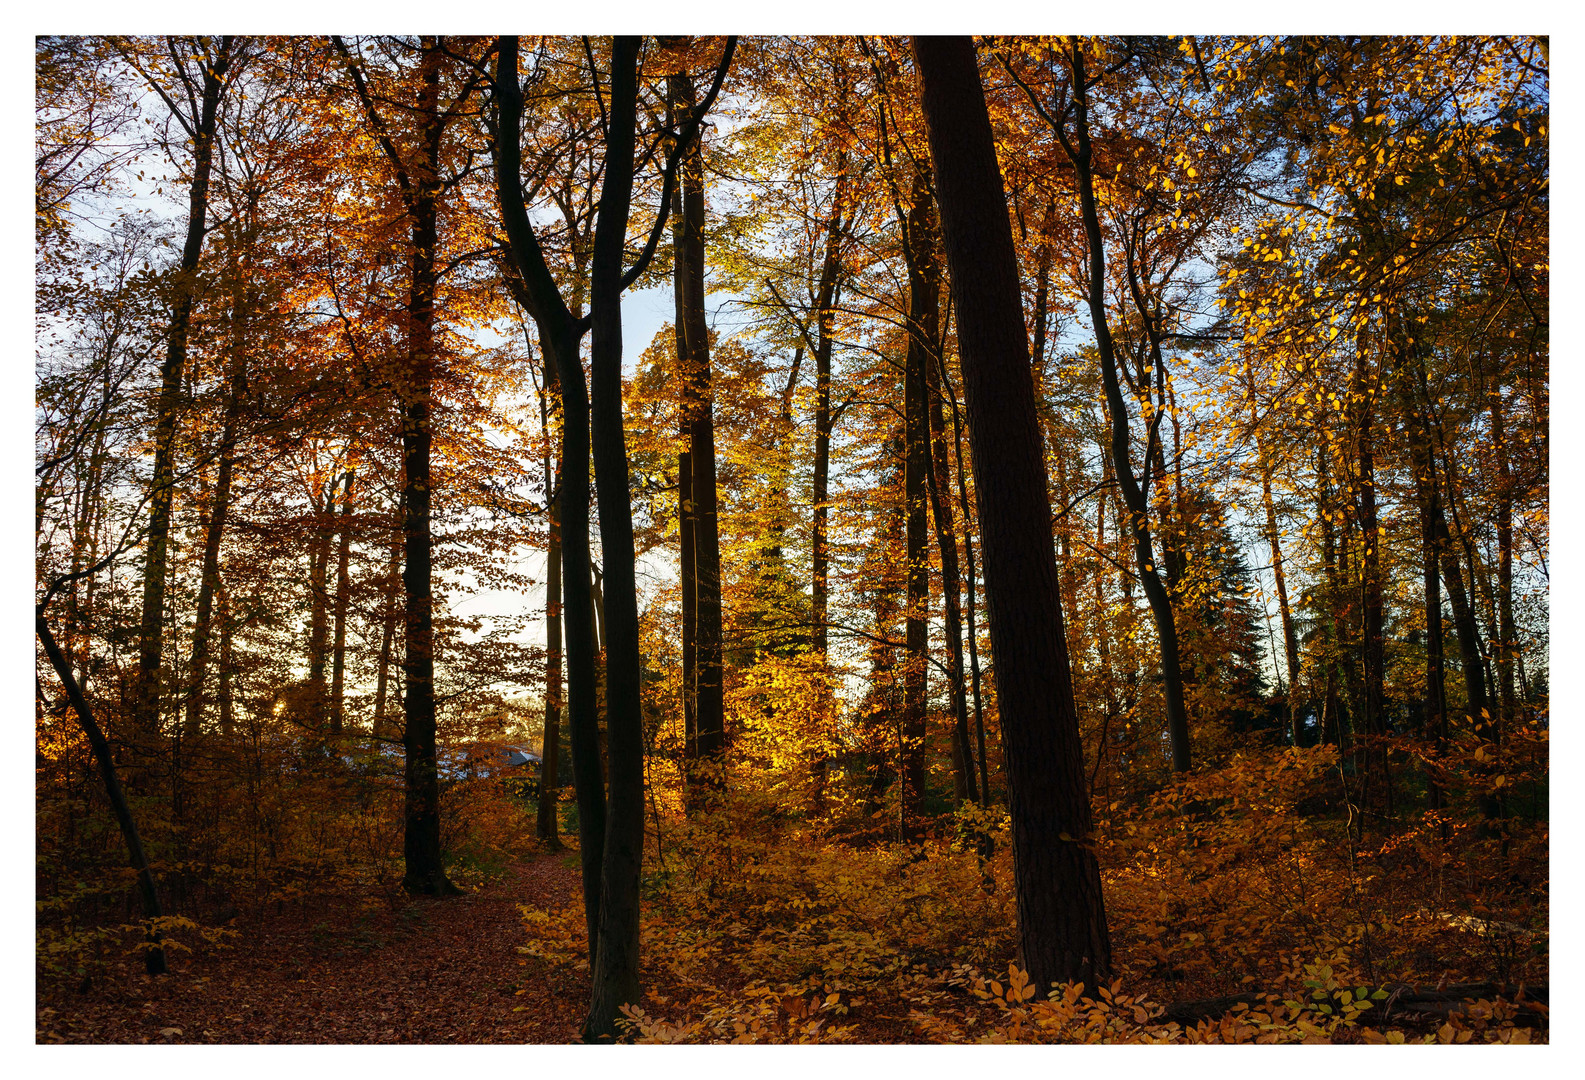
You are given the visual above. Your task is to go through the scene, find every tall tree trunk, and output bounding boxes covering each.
[811,157,847,660]
[1316,448,1353,756]
[132,37,234,744]
[495,36,735,1029]
[216,577,235,737]
[1493,386,1517,744]
[397,40,455,896]
[182,277,248,738]
[1396,353,1448,808]
[915,35,1111,992]
[539,481,563,845]
[373,536,400,741]
[584,36,646,1041]
[670,71,725,772]
[1057,46,1189,772]
[901,168,933,827]
[495,35,607,988]
[39,613,168,975]
[307,478,333,727]
[1426,398,1493,818]
[329,467,355,736]
[1260,460,1303,747]
[923,281,976,803]
[1349,337,1392,819]
[943,345,990,803]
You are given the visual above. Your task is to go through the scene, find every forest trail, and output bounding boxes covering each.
[37,853,588,1044]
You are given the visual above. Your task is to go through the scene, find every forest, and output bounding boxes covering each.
[35,35,1548,1045]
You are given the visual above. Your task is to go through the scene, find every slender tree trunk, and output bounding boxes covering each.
[915,35,1111,992]
[307,479,332,727]
[217,578,235,737]
[1430,429,1494,819]
[132,37,234,744]
[1349,338,1392,819]
[1493,387,1517,746]
[901,168,933,827]
[1058,46,1189,772]
[182,288,247,738]
[924,305,976,804]
[1396,354,1448,809]
[943,347,991,803]
[811,158,846,660]
[1260,462,1303,747]
[329,468,355,736]
[373,538,399,741]
[539,486,563,845]
[584,37,645,1041]
[495,35,606,984]
[39,614,168,975]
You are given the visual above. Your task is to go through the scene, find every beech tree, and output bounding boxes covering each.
[914,34,1111,991]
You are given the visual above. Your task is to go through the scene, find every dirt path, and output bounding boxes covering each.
[37,853,588,1044]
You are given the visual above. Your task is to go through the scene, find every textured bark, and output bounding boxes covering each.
[925,313,976,805]
[132,36,234,742]
[396,41,454,896]
[914,34,1111,991]
[372,540,400,741]
[670,72,725,769]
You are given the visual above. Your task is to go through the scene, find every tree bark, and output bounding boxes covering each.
[914,34,1111,992]
[495,34,608,992]
[1260,459,1303,748]
[132,36,234,744]
[396,40,455,896]
[1056,45,1190,772]
[584,36,646,1041]
[901,168,933,826]
[182,261,248,738]
[942,343,991,803]
[328,468,354,736]
[923,289,977,804]
[670,71,725,772]
[539,486,563,845]
[811,156,846,660]
[1349,336,1392,819]
[1395,349,1448,808]
[307,477,332,727]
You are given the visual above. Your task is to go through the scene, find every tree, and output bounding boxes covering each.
[913,35,1111,991]
[494,33,735,1040]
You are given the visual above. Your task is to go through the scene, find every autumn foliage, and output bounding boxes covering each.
[37,34,1546,1044]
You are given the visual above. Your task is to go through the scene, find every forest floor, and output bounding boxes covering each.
[37,853,592,1044]
[36,849,923,1044]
